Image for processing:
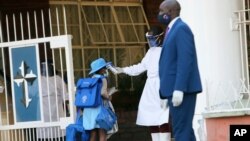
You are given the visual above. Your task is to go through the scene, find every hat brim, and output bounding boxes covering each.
[89,62,111,75]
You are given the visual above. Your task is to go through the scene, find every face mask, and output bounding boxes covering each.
[104,69,109,77]
[147,38,158,48]
[157,13,171,25]
[146,32,163,48]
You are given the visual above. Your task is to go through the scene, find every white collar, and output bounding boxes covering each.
[168,17,180,31]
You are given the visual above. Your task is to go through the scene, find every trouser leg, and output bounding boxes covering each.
[150,123,171,141]
[159,123,171,141]
[150,126,160,141]
[169,94,197,141]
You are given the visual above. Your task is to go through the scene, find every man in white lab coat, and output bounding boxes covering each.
[116,26,171,141]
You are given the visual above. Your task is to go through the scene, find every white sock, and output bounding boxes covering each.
[151,133,160,141]
[159,132,171,141]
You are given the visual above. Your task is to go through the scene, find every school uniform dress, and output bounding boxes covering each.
[123,47,169,126]
[82,76,108,130]
[36,75,68,139]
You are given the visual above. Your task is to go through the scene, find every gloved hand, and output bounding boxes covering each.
[116,67,124,74]
[160,99,168,110]
[106,64,118,74]
[172,90,184,107]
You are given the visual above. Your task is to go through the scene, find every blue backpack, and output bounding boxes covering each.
[75,77,102,108]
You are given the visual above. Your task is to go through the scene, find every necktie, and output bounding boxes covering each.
[162,27,169,48]
[164,27,169,38]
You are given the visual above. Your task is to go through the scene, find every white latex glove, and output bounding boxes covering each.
[172,90,184,107]
[107,65,118,74]
[115,67,124,74]
[160,99,168,110]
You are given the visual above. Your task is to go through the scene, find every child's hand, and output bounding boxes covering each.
[109,95,112,101]
[103,93,111,100]
[108,87,118,96]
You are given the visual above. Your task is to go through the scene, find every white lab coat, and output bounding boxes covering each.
[123,47,169,126]
[36,75,68,139]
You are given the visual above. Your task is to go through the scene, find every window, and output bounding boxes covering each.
[49,1,149,89]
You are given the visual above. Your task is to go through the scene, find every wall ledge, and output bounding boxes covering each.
[202,109,250,118]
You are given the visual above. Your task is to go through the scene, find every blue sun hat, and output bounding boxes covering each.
[89,58,111,75]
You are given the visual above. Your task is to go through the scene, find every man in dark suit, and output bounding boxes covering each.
[158,0,203,141]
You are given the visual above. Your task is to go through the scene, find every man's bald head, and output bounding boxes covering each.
[159,0,181,17]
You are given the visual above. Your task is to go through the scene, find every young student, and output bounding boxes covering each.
[82,58,112,141]
[115,26,171,141]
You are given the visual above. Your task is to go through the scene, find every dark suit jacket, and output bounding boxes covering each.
[159,18,202,98]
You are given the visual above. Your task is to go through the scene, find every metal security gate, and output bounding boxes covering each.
[204,0,250,114]
[0,8,75,141]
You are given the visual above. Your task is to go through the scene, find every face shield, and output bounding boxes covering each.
[41,62,54,77]
[145,32,164,48]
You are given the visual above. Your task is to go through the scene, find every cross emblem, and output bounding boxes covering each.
[14,61,37,108]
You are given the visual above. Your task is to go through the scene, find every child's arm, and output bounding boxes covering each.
[101,78,110,100]
[108,87,118,96]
